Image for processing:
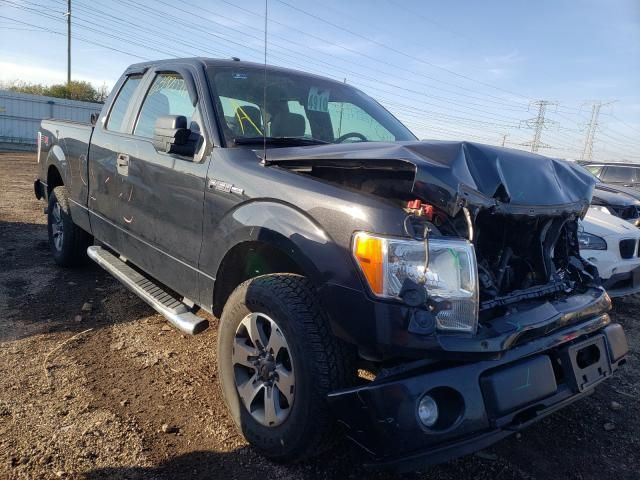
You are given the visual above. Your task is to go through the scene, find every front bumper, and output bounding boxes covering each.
[602,267,640,298]
[582,236,640,280]
[328,322,627,471]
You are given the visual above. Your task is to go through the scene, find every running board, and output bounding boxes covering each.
[87,246,209,335]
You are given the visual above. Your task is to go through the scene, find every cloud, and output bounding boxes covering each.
[482,50,522,65]
[0,61,115,88]
[481,50,523,79]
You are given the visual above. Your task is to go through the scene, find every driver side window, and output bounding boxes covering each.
[134,72,196,138]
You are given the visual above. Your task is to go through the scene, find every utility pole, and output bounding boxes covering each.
[520,100,557,153]
[65,0,71,90]
[581,101,615,161]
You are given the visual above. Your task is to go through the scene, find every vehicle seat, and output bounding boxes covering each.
[270,112,306,138]
[234,105,263,136]
[136,92,170,137]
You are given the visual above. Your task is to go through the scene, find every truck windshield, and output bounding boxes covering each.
[207,66,416,146]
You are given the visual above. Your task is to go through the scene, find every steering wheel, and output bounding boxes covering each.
[335,132,368,143]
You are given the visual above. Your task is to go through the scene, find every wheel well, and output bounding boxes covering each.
[47,165,63,195]
[212,241,304,317]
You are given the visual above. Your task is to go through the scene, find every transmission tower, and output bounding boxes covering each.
[520,100,558,153]
[581,101,616,161]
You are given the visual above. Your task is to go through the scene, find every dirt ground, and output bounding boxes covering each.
[0,151,638,480]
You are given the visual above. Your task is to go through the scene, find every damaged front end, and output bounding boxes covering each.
[265,141,629,469]
[268,141,605,347]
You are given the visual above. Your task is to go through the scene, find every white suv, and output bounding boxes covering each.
[580,207,640,297]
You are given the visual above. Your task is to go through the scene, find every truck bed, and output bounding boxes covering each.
[38,118,95,233]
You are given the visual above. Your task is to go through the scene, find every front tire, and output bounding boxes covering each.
[217,274,354,462]
[47,186,92,267]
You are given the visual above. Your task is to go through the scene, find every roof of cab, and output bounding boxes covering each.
[125,57,348,88]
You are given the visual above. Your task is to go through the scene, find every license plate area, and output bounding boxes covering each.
[560,335,611,392]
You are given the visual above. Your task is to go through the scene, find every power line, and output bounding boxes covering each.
[606,113,640,134]
[207,0,534,110]
[0,14,148,60]
[106,0,531,127]
[274,0,534,102]
[3,0,634,161]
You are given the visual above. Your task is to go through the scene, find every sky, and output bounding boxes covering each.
[1,0,639,161]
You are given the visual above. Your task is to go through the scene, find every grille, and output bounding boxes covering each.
[619,239,636,259]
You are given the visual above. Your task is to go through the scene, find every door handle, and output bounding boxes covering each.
[116,153,129,176]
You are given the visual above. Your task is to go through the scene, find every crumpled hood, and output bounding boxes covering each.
[264,140,596,216]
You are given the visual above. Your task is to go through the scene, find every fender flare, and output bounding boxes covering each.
[202,199,360,305]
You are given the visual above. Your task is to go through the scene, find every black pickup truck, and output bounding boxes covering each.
[34,58,628,470]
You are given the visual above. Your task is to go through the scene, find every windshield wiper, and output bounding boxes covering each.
[234,136,329,146]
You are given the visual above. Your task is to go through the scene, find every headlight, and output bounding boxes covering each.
[352,232,479,333]
[578,232,607,250]
[592,205,612,215]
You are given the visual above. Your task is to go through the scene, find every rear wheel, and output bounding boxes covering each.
[47,186,92,267]
[217,274,354,462]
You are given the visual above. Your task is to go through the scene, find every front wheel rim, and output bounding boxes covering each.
[232,312,295,427]
[51,201,64,251]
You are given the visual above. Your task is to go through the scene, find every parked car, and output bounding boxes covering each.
[582,162,640,190]
[571,163,640,226]
[33,58,628,470]
[591,183,640,226]
[580,207,640,297]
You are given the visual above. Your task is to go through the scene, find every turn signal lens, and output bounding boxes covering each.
[353,233,385,294]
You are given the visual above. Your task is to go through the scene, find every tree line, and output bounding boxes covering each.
[0,80,109,103]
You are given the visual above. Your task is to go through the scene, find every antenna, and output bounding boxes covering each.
[262,0,268,162]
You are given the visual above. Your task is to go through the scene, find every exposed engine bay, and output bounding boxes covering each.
[417,208,599,316]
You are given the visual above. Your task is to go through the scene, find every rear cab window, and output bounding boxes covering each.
[106,75,142,132]
[602,166,640,183]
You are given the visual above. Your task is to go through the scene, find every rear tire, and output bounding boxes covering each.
[47,186,92,267]
[217,274,355,462]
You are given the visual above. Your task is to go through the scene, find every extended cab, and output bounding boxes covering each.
[34,58,628,470]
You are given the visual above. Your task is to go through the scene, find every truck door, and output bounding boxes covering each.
[118,68,213,302]
[90,67,212,303]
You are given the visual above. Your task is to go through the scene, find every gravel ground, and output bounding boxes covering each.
[0,151,638,480]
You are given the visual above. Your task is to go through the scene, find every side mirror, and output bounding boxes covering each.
[153,115,192,155]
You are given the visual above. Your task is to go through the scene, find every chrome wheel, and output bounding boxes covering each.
[232,312,295,427]
[51,201,64,251]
